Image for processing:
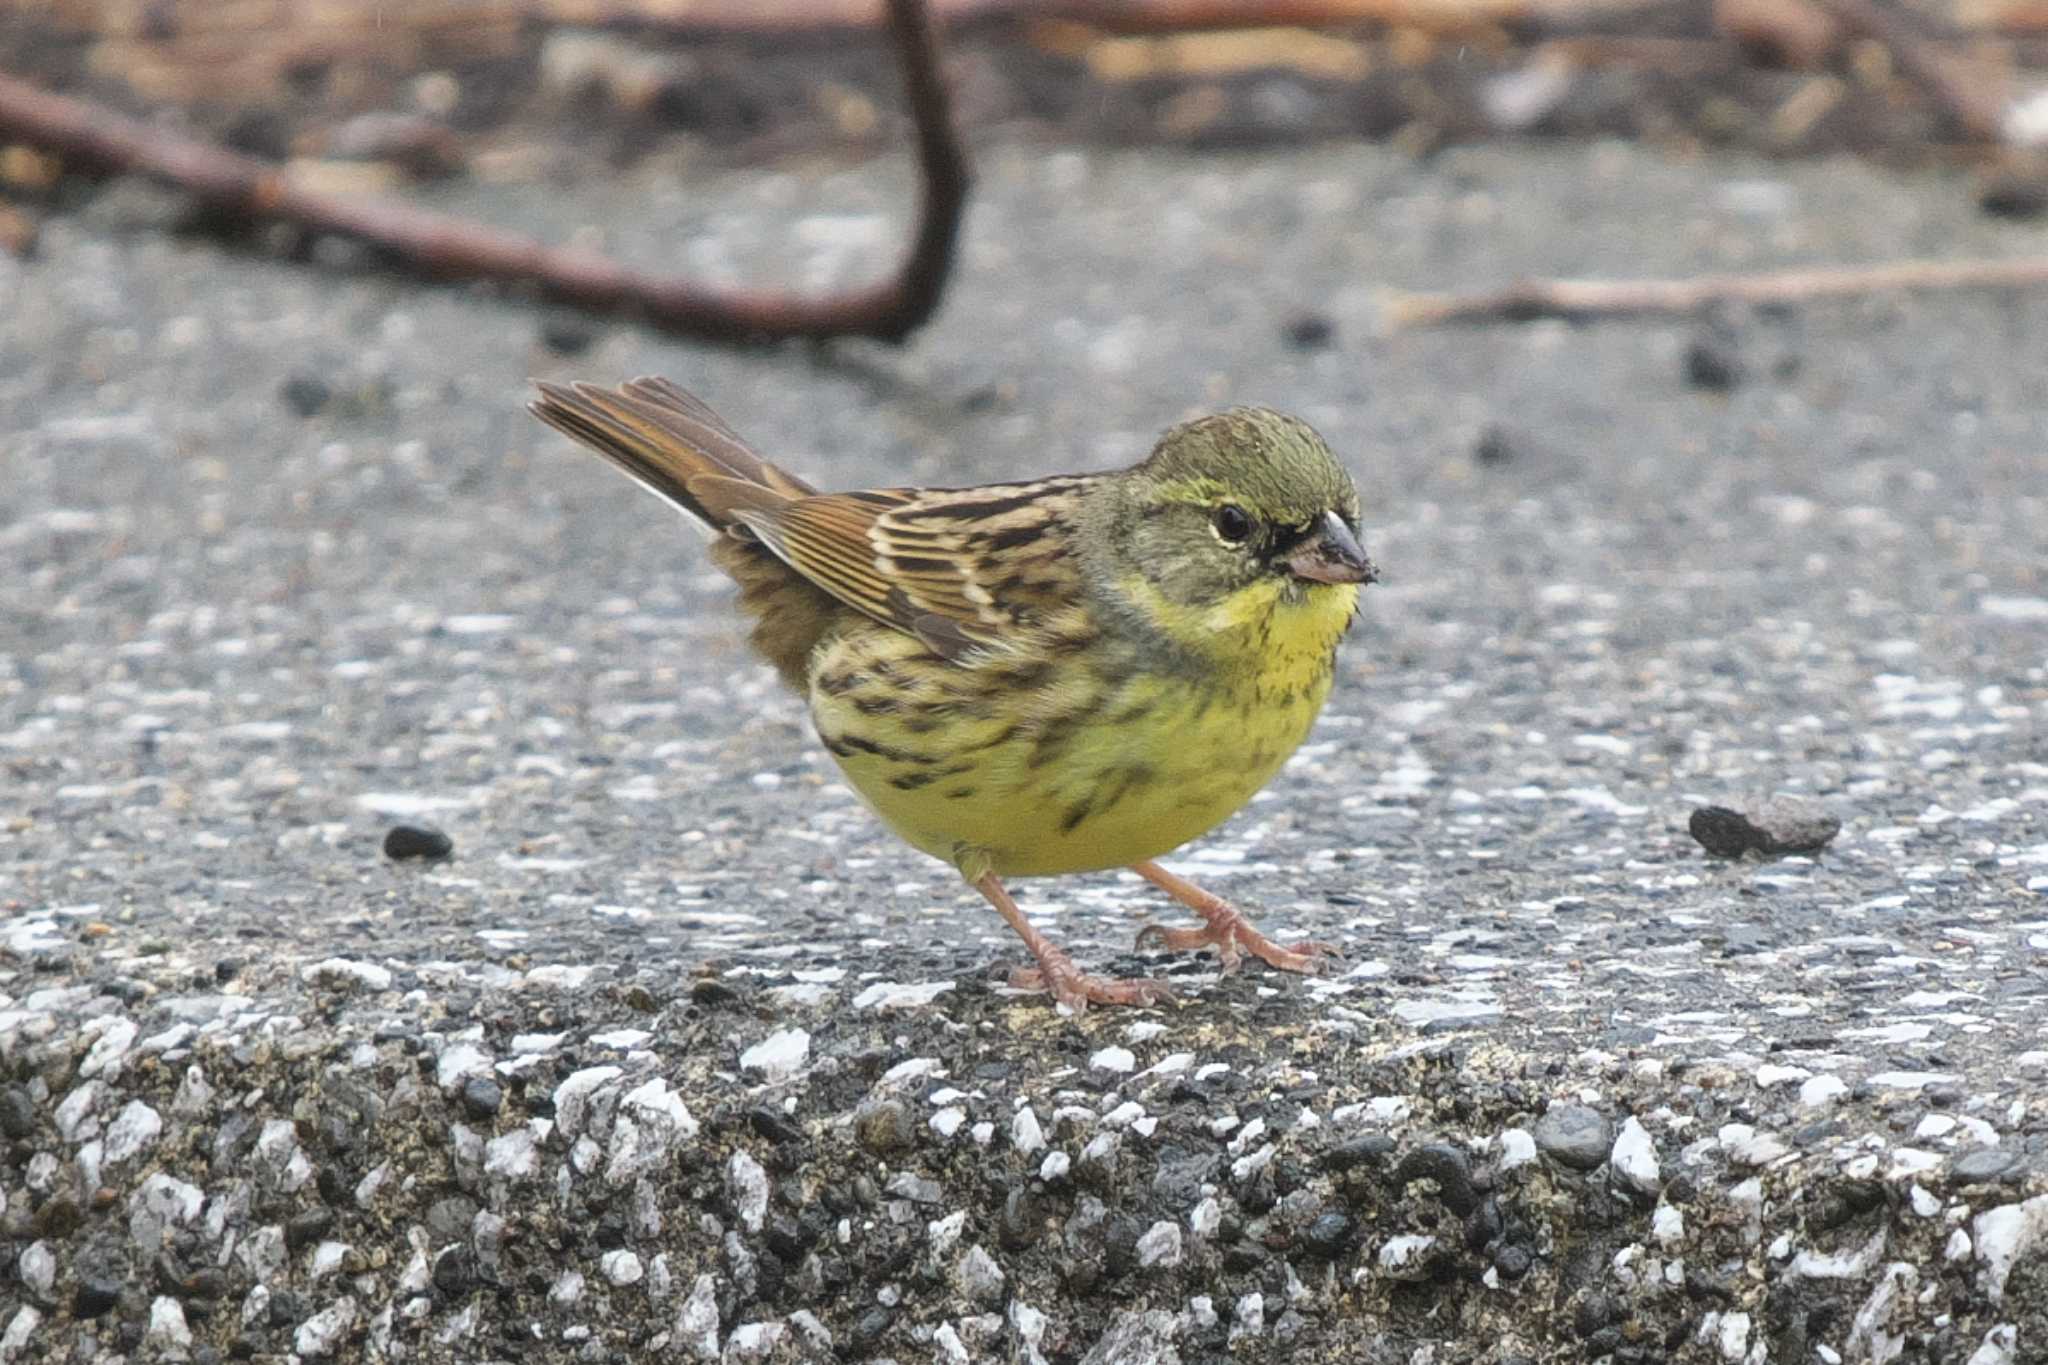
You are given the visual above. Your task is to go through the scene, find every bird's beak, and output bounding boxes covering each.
[1286,510,1378,586]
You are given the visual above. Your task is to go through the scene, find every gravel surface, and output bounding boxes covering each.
[4,137,2047,1360]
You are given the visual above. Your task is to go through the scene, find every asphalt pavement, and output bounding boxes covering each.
[3,136,2046,1361]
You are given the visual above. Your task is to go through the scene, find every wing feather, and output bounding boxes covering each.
[726,477,1096,662]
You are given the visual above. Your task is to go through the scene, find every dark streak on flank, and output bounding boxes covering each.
[823,733,938,765]
[1058,798,1091,834]
[1099,764,1154,814]
[892,761,973,791]
[1109,698,1155,726]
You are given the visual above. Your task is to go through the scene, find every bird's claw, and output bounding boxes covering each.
[1135,911,1342,976]
[1009,963,1177,1013]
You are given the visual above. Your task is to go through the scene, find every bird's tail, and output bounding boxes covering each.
[528,376,817,533]
[529,376,839,689]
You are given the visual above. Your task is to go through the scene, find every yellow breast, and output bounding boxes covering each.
[808,578,1356,879]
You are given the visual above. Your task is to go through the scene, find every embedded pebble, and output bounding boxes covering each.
[1089,1045,1137,1074]
[954,1245,1006,1304]
[16,1243,55,1300]
[144,1297,192,1352]
[739,1028,810,1082]
[852,981,956,1009]
[101,1100,162,1166]
[726,1152,770,1233]
[1972,1195,2048,1302]
[1534,1104,1612,1170]
[1378,1235,1437,1279]
[1610,1117,1660,1195]
[1136,1220,1183,1269]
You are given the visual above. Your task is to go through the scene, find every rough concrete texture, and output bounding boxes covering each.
[4,136,2047,1361]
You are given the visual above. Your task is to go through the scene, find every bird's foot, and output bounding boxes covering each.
[1129,859,1342,975]
[1008,956,1176,1013]
[1134,902,1341,974]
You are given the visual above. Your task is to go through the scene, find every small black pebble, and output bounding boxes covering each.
[538,310,600,356]
[1683,330,1742,391]
[431,1247,474,1296]
[1303,1211,1357,1258]
[461,1076,503,1119]
[280,373,332,417]
[1979,163,2048,219]
[1690,806,1768,858]
[1493,1244,1533,1279]
[1473,423,1519,466]
[74,1274,123,1318]
[1322,1132,1396,1173]
[0,1086,33,1140]
[383,825,453,861]
[1283,312,1335,350]
[214,959,241,983]
[748,1107,805,1146]
[851,1307,894,1349]
[690,978,739,1007]
[284,1208,334,1252]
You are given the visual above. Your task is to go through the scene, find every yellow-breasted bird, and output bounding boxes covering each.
[529,377,1377,1011]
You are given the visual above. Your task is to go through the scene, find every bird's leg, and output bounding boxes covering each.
[971,872,1175,1012]
[1130,859,1342,974]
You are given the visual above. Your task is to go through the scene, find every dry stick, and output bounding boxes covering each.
[1810,0,2008,142]
[552,0,1548,34]
[1382,258,2048,328]
[0,0,969,344]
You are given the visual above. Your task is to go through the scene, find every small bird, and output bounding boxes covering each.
[529,377,1377,1011]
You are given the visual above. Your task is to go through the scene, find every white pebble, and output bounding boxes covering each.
[145,1297,193,1352]
[1089,1045,1136,1074]
[102,1101,163,1167]
[1011,1107,1046,1155]
[1137,1221,1183,1268]
[1497,1128,1537,1172]
[739,1028,810,1083]
[1611,1117,1660,1195]
[727,1152,770,1233]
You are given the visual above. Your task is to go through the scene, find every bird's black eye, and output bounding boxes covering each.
[1212,504,1254,544]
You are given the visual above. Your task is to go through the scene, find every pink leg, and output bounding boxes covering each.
[972,872,1175,1012]
[1130,860,1342,975]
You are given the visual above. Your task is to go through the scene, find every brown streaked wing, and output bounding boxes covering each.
[725,477,1095,662]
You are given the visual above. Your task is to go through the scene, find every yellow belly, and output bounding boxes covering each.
[807,584,1349,879]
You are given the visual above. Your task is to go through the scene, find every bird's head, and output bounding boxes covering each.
[1095,408,1376,637]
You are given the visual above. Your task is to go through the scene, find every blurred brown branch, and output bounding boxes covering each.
[1383,257,2048,327]
[0,0,971,344]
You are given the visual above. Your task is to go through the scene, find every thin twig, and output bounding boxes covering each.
[1382,257,2048,328]
[1810,0,2007,142]
[0,0,970,344]
[546,0,1549,34]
